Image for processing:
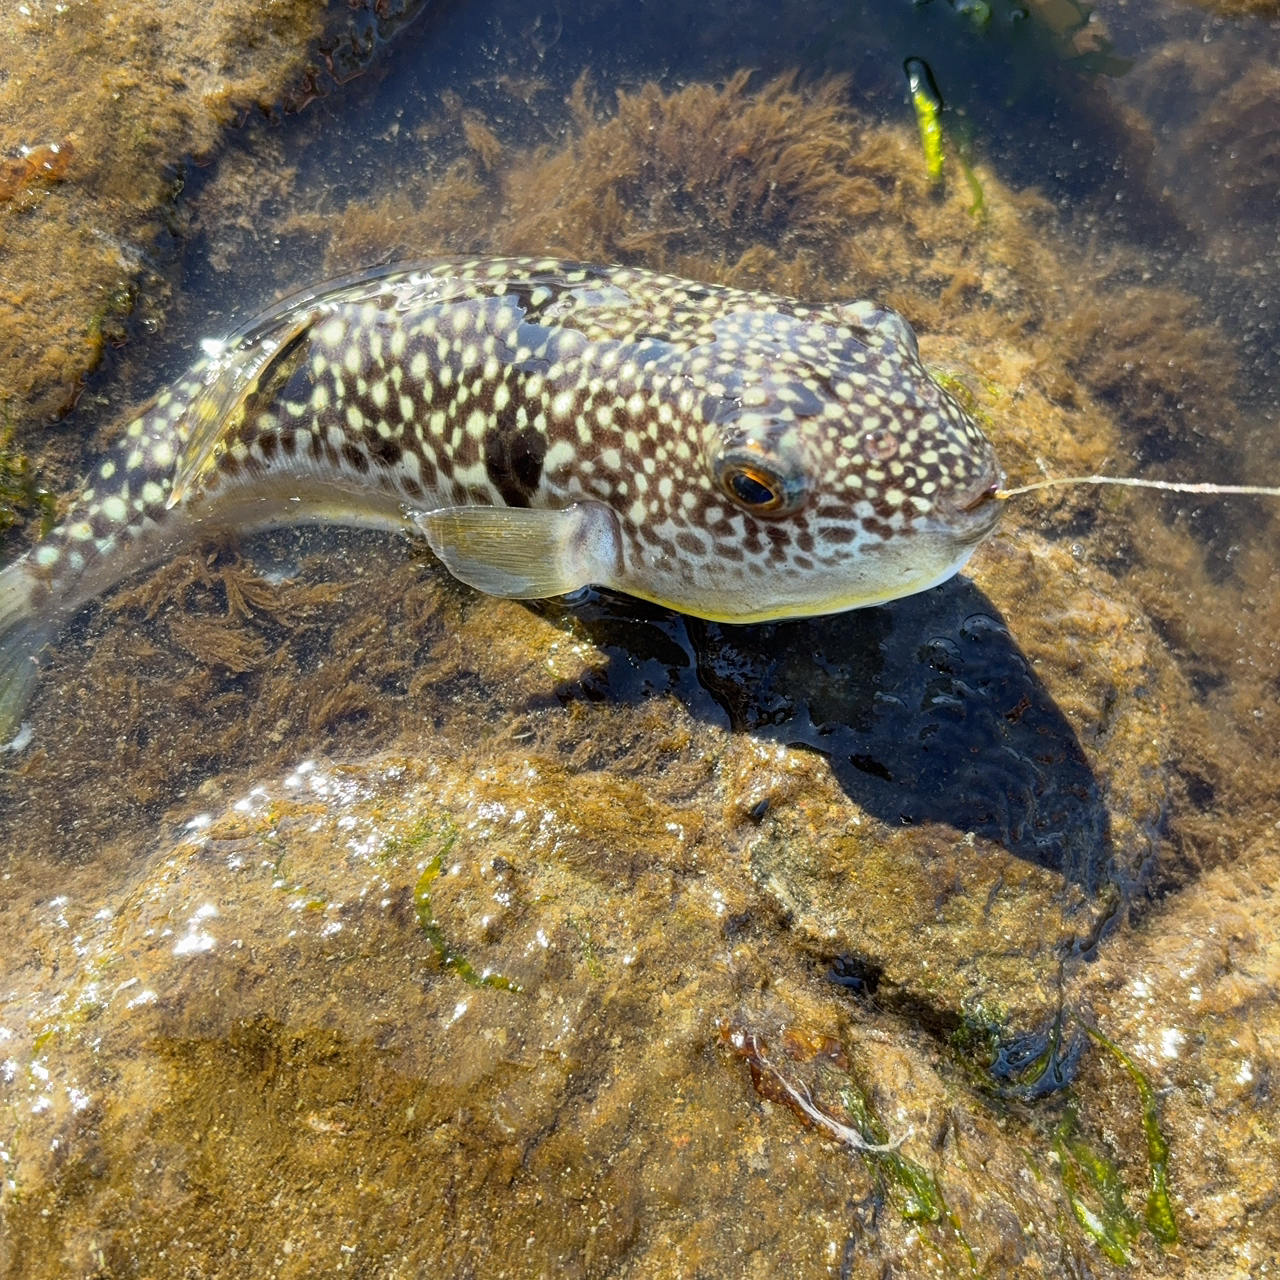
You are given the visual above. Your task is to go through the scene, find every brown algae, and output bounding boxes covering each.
[0,0,331,437]
[0,0,436,480]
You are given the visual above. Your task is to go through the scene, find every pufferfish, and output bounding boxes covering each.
[0,257,1004,734]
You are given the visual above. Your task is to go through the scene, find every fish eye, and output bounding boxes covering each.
[726,466,782,509]
[863,428,899,461]
[715,454,807,517]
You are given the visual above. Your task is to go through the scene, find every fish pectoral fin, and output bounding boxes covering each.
[414,503,620,600]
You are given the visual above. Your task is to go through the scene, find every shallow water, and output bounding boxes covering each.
[3,0,1280,1275]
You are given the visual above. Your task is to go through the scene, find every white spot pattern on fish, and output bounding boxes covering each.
[0,257,1004,734]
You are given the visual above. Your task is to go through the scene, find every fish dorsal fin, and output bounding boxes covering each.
[167,312,315,508]
[414,503,621,599]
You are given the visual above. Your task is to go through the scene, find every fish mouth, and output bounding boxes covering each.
[942,458,1006,542]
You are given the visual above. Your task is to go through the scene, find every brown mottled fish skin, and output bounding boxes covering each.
[0,257,1003,731]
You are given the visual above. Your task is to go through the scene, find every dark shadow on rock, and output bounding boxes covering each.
[540,575,1112,891]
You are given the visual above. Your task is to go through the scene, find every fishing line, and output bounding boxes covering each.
[996,475,1280,501]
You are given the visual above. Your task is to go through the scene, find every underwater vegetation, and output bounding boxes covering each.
[726,1016,1178,1270]
[410,818,524,991]
[810,0,1133,82]
[723,1024,978,1265]
[1182,0,1280,15]
[0,740,1211,1278]
[0,0,325,438]
[904,57,947,187]
[0,423,55,539]
[313,66,1238,454]
[903,57,987,215]
[1181,63,1280,235]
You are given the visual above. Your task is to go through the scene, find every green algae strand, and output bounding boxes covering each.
[1085,1026,1178,1245]
[1054,1105,1140,1265]
[905,58,945,186]
[413,836,523,994]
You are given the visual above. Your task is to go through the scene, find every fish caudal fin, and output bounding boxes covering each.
[0,560,54,744]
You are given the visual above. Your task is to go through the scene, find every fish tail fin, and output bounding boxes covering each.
[0,559,54,743]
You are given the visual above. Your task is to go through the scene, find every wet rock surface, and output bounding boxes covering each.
[4,1,1280,1275]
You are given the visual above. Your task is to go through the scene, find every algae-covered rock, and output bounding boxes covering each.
[0,0,314,433]
[0,751,1195,1276]
[9,741,1276,1275]
[1076,837,1280,1270]
[727,518,1188,1027]
[0,0,436,491]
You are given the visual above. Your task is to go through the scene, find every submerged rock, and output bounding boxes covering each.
[4,737,1274,1275]
[0,752,1183,1275]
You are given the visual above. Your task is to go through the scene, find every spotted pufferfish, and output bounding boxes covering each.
[0,256,1004,735]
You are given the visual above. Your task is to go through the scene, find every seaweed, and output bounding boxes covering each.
[1083,1025,1177,1245]
[905,59,946,188]
[1023,1017,1179,1262]
[1054,1104,1141,1265]
[903,56,991,221]
[310,67,1236,498]
[1167,0,1278,16]
[0,1,337,431]
[1025,0,1133,76]
[411,823,523,993]
[566,914,603,976]
[0,417,56,538]
[949,1002,1177,1262]
[1185,64,1280,226]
